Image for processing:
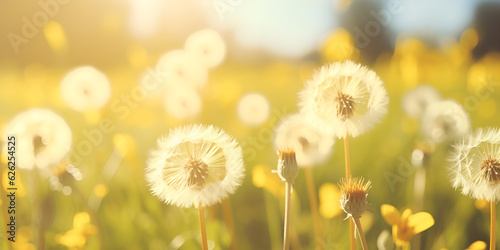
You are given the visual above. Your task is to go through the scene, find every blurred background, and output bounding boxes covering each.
[1,0,500,249]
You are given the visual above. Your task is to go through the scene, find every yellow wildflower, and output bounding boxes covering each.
[381,204,434,248]
[56,212,97,250]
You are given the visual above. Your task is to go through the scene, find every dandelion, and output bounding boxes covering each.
[339,177,371,250]
[381,204,434,250]
[60,66,111,112]
[274,113,334,167]
[156,50,208,89]
[184,29,226,68]
[237,93,271,126]
[145,124,244,250]
[298,60,389,138]
[274,149,298,250]
[274,113,334,249]
[2,109,72,171]
[163,85,202,120]
[449,128,500,250]
[56,212,97,249]
[420,99,470,143]
[402,85,441,119]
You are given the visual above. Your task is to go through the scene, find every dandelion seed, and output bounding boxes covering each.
[421,99,470,143]
[237,93,271,126]
[156,50,208,89]
[402,85,441,119]
[185,29,226,68]
[145,124,244,208]
[60,66,111,112]
[274,113,334,167]
[298,61,389,138]
[2,109,72,170]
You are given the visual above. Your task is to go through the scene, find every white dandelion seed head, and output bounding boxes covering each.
[449,128,500,202]
[145,124,245,208]
[237,93,271,126]
[298,61,389,138]
[2,109,72,170]
[163,85,202,121]
[60,66,111,112]
[274,113,334,167]
[156,50,208,89]
[184,29,226,69]
[402,85,441,119]
[421,99,470,143]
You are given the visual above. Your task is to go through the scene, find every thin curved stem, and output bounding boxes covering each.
[305,167,323,250]
[199,203,208,250]
[491,201,496,250]
[283,182,292,250]
[353,217,368,250]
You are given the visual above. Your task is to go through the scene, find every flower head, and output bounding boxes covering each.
[275,148,298,183]
[184,29,226,68]
[60,66,111,112]
[145,124,245,208]
[298,61,389,138]
[156,50,208,89]
[274,113,334,167]
[339,177,371,218]
[421,99,470,143]
[449,128,500,202]
[163,84,202,121]
[237,93,271,126]
[2,109,72,170]
[381,204,434,248]
[402,85,441,119]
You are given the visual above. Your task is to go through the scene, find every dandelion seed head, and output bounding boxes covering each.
[402,85,441,119]
[339,177,371,218]
[156,50,208,89]
[449,128,500,202]
[60,66,111,112]
[421,99,470,143]
[163,85,202,121]
[298,61,388,138]
[274,113,334,167]
[237,93,271,126]
[2,109,72,170]
[145,124,244,208]
[184,29,226,68]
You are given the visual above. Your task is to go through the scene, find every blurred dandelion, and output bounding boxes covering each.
[145,124,244,249]
[402,85,441,119]
[156,50,208,89]
[237,93,271,126]
[185,29,226,68]
[2,109,72,171]
[466,241,487,250]
[60,66,111,112]
[449,128,500,250]
[163,84,202,120]
[421,99,470,143]
[274,113,334,249]
[339,177,371,250]
[381,204,434,250]
[298,60,389,138]
[274,113,334,167]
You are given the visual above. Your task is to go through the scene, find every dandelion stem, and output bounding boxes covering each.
[344,135,352,179]
[199,202,208,250]
[222,199,238,250]
[305,167,323,250]
[353,217,368,250]
[344,134,356,250]
[283,181,293,250]
[491,201,496,250]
